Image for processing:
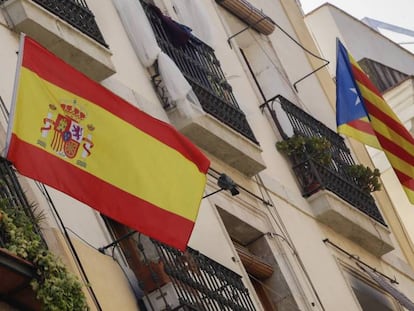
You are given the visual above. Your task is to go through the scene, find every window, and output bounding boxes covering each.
[345,271,400,311]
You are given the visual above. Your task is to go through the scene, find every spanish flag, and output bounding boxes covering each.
[336,39,414,204]
[5,35,210,250]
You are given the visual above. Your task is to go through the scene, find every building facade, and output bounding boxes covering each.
[305,0,414,277]
[0,0,414,310]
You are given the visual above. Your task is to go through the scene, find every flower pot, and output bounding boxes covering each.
[137,261,171,293]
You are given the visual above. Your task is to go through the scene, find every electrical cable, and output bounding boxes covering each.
[244,26,320,116]
[324,239,398,284]
[254,174,326,311]
[36,182,103,311]
[207,167,272,206]
[0,96,9,124]
[64,226,100,251]
[225,10,329,93]
[247,272,293,306]
[0,96,102,309]
[206,166,326,309]
[268,20,330,91]
[63,225,149,308]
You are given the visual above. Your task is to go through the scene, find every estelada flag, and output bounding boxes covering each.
[5,35,210,250]
[336,39,380,149]
[336,39,414,204]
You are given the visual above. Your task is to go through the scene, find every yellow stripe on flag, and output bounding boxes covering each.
[337,124,380,147]
[356,82,401,124]
[403,186,414,203]
[369,116,414,158]
[382,150,414,180]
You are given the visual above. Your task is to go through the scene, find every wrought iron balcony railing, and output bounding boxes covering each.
[0,0,108,47]
[139,238,256,311]
[141,1,258,144]
[0,158,45,248]
[262,95,386,226]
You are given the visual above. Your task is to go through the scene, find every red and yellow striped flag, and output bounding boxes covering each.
[336,40,414,204]
[5,35,210,250]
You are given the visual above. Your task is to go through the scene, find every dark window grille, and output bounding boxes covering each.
[151,239,257,311]
[264,95,386,226]
[0,158,45,248]
[141,1,258,144]
[0,0,108,47]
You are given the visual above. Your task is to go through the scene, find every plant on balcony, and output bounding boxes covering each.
[276,135,332,165]
[346,164,381,194]
[0,201,88,311]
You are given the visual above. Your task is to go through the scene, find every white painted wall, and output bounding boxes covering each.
[2,0,414,310]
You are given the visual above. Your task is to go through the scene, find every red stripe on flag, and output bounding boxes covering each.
[347,119,376,134]
[362,99,414,144]
[395,170,414,191]
[351,63,414,143]
[351,64,383,98]
[7,135,194,250]
[21,38,209,174]
[374,132,414,167]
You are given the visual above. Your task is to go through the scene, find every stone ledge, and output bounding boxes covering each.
[168,106,266,177]
[2,0,115,81]
[308,190,394,257]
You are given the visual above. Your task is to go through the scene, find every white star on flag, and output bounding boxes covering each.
[350,88,361,106]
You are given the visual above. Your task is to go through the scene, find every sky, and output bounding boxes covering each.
[299,0,414,50]
[300,0,413,29]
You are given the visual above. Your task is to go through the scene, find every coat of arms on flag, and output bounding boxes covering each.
[38,100,94,168]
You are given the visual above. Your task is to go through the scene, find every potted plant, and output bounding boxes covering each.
[276,134,332,165]
[346,164,381,194]
[276,135,332,196]
[137,259,171,293]
[0,201,88,310]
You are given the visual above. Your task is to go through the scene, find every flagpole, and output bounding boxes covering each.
[4,33,25,157]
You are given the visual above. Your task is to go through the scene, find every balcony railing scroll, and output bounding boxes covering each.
[262,95,386,226]
[139,238,256,310]
[141,1,258,144]
[0,0,108,47]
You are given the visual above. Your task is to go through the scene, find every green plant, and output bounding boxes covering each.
[276,135,332,165]
[346,164,381,194]
[0,201,89,311]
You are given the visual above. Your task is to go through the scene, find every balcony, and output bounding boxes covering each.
[264,96,393,255]
[141,1,265,176]
[0,158,43,310]
[105,221,257,311]
[143,240,257,310]
[1,0,115,81]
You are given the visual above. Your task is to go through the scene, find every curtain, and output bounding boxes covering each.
[114,0,203,118]
[113,0,160,67]
[158,52,204,118]
[172,0,214,47]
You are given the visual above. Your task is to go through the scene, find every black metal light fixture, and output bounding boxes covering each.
[202,173,239,198]
[217,173,240,196]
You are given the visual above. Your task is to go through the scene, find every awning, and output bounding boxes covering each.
[216,0,275,35]
[0,248,41,310]
[358,263,414,311]
[234,244,273,280]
